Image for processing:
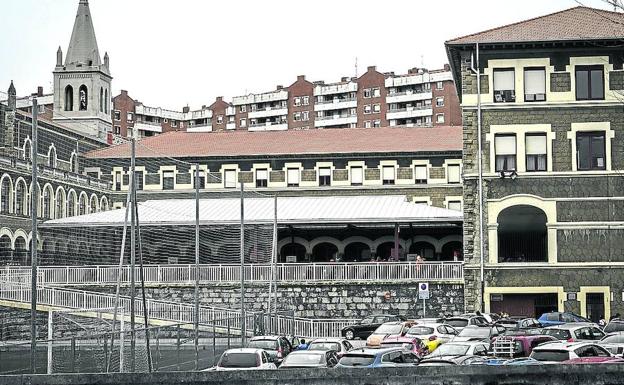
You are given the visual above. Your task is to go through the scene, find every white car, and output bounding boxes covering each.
[425,341,489,358]
[529,341,615,363]
[542,323,605,342]
[598,332,624,356]
[207,348,277,371]
[405,323,458,344]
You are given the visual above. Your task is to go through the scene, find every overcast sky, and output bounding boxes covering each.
[0,0,614,110]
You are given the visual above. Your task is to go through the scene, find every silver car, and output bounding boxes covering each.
[405,323,458,345]
[426,341,490,358]
[598,332,624,356]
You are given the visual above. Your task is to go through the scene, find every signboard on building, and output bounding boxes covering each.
[418,282,429,300]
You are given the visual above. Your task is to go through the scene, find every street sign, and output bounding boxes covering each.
[418,282,429,300]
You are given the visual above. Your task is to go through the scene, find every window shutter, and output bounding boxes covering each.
[526,134,547,155]
[494,70,514,91]
[225,170,236,188]
[351,167,363,184]
[382,166,395,180]
[256,169,268,180]
[495,135,517,155]
[524,69,546,94]
[319,168,331,176]
[287,169,299,184]
[415,166,427,180]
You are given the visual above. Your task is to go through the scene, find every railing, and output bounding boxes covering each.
[316,97,357,105]
[387,105,430,113]
[316,114,357,121]
[1,262,464,286]
[0,279,356,338]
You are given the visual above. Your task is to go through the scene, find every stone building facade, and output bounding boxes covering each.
[446,6,624,321]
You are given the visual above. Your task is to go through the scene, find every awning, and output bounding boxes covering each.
[41,195,462,228]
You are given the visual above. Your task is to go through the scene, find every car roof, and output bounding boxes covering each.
[444,341,488,347]
[288,350,327,356]
[309,338,345,343]
[409,323,441,329]
[532,341,595,350]
[545,322,596,330]
[250,335,282,340]
[345,347,405,355]
[222,348,264,354]
[381,336,421,343]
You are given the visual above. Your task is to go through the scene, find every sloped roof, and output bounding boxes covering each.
[41,195,463,228]
[86,126,462,159]
[65,0,101,67]
[446,6,624,45]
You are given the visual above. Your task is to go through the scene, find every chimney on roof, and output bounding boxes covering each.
[408,67,418,75]
[367,66,376,72]
[341,77,348,82]
[37,86,44,97]
[276,85,283,90]
[121,90,128,96]
[182,106,190,113]
[216,96,223,102]
[202,105,207,109]
[297,75,305,81]
[444,64,450,71]
[313,81,324,85]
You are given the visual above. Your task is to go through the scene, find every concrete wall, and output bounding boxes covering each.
[2,365,624,385]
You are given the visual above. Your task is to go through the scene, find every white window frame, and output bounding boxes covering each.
[350,166,363,185]
[240,118,247,127]
[373,104,381,113]
[364,105,372,114]
[436,113,445,124]
[224,170,236,188]
[287,168,300,187]
[436,97,444,107]
[240,105,247,113]
[447,164,461,184]
[293,97,301,107]
[436,81,444,90]
[302,96,310,106]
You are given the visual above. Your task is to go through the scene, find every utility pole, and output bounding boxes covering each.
[194,163,200,370]
[30,98,39,374]
[130,138,136,371]
[240,183,246,345]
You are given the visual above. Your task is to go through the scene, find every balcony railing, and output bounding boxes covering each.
[1,262,464,286]
[387,105,430,113]
[316,114,357,121]
[316,97,357,105]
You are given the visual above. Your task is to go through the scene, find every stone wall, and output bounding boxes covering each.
[609,70,624,90]
[550,72,571,92]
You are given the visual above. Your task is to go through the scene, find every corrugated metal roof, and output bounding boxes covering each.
[42,195,462,228]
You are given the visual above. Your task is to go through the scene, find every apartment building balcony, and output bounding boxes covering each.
[314,98,357,112]
[315,114,358,127]
[248,121,288,131]
[248,106,288,119]
[135,121,163,133]
[386,91,432,104]
[233,89,289,105]
[136,105,185,121]
[187,124,213,133]
[386,106,433,120]
[314,82,358,96]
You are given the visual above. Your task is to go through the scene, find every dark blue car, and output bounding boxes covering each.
[538,312,591,327]
[335,347,418,368]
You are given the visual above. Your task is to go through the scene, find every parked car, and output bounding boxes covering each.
[537,312,591,327]
[604,319,624,333]
[480,357,543,366]
[278,350,339,369]
[598,332,624,356]
[418,355,486,366]
[340,314,406,340]
[366,321,416,346]
[491,332,558,358]
[425,341,490,358]
[443,316,489,331]
[336,347,419,368]
[247,335,294,365]
[209,348,277,371]
[542,323,605,342]
[379,336,428,358]
[495,317,543,330]
[405,323,459,352]
[461,312,501,324]
[451,325,506,343]
[306,338,353,358]
[529,341,620,364]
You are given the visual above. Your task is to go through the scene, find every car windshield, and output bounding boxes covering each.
[604,322,624,334]
[375,324,402,334]
[431,344,470,356]
[339,354,376,367]
[282,353,324,366]
[308,342,341,351]
[542,329,571,340]
[530,350,569,362]
[446,319,469,328]
[248,339,278,350]
[601,334,624,344]
[218,352,258,368]
[381,342,414,350]
[458,328,490,338]
[408,326,434,335]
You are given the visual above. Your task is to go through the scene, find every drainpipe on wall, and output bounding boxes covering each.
[470,43,485,312]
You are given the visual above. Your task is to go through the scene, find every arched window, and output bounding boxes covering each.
[64,85,74,111]
[48,146,57,168]
[100,196,109,211]
[497,205,548,263]
[67,191,77,217]
[55,189,66,218]
[104,89,108,113]
[99,87,103,112]
[90,195,98,213]
[23,139,32,161]
[0,176,12,214]
[79,85,88,111]
[69,152,77,173]
[42,185,53,219]
[15,180,26,215]
[78,193,87,215]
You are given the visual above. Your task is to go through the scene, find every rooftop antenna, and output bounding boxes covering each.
[355,57,358,78]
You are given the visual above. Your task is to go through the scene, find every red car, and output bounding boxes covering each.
[492,331,558,358]
[379,336,429,359]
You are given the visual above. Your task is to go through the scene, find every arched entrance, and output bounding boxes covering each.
[497,205,547,263]
[441,241,463,261]
[409,241,435,260]
[311,242,338,262]
[344,242,371,262]
[14,237,27,265]
[280,243,306,263]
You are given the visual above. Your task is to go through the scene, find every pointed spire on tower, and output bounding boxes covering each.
[65,0,101,67]
[56,46,63,67]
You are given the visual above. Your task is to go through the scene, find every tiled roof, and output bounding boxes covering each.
[446,6,624,45]
[85,126,462,159]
